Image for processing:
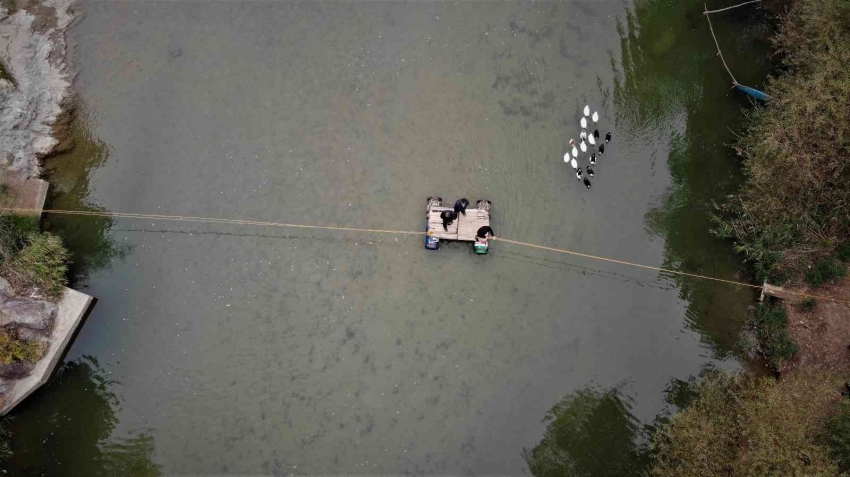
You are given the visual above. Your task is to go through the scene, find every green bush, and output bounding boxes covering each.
[748,304,798,371]
[651,371,842,477]
[3,232,69,298]
[0,330,42,365]
[0,214,40,264]
[806,257,847,287]
[836,243,850,263]
[801,297,817,312]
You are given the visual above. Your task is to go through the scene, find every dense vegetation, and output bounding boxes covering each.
[744,303,797,372]
[714,0,850,283]
[650,370,847,477]
[525,372,850,477]
[0,213,69,299]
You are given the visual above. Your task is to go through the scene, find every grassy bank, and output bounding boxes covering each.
[0,213,69,299]
[713,0,850,284]
[0,185,68,369]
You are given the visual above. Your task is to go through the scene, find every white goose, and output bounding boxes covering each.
[580,117,588,129]
[588,133,596,146]
[570,157,578,169]
[583,105,590,117]
[592,111,599,123]
[580,140,587,153]
[571,145,578,158]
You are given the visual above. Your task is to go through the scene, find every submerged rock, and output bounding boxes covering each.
[0,298,58,333]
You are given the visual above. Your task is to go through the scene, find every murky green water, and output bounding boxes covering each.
[8,1,769,474]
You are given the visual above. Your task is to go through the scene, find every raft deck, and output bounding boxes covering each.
[428,206,491,241]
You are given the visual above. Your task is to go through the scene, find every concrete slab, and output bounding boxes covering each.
[0,171,49,214]
[760,281,801,304]
[0,287,94,415]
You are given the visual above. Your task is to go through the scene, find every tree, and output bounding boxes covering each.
[651,371,842,477]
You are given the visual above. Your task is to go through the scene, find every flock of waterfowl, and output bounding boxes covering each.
[563,105,612,189]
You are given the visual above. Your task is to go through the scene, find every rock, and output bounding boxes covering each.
[0,378,10,407]
[0,0,75,177]
[0,361,34,380]
[0,277,13,303]
[0,298,57,333]
[15,326,51,342]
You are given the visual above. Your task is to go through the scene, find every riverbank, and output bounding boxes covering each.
[713,0,850,283]
[0,0,91,446]
[645,1,850,474]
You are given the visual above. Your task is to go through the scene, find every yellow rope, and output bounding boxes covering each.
[4,207,849,305]
[495,237,850,304]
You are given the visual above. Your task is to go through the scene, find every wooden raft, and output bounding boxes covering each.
[428,206,490,241]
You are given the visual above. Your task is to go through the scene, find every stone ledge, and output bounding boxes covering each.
[0,173,49,214]
[0,287,94,415]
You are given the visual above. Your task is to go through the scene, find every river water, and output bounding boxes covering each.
[8,1,769,475]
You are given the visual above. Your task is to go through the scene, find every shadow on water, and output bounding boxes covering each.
[42,105,129,285]
[524,366,717,477]
[7,357,161,476]
[523,385,651,477]
[613,0,771,356]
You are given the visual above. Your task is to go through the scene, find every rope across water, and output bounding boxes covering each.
[3,207,849,305]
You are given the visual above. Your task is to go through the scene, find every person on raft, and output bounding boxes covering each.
[454,198,469,216]
[476,226,494,242]
[440,210,457,231]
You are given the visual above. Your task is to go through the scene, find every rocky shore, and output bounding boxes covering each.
[0,0,85,412]
[1,0,75,177]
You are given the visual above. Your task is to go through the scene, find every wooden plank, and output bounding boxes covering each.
[457,208,490,241]
[428,207,458,239]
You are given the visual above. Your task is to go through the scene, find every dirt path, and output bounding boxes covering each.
[785,277,850,374]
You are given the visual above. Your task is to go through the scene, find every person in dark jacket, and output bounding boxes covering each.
[476,226,494,240]
[440,210,457,231]
[454,198,469,216]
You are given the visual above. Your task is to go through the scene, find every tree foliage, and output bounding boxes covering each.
[746,303,798,372]
[651,371,844,477]
[715,0,850,279]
